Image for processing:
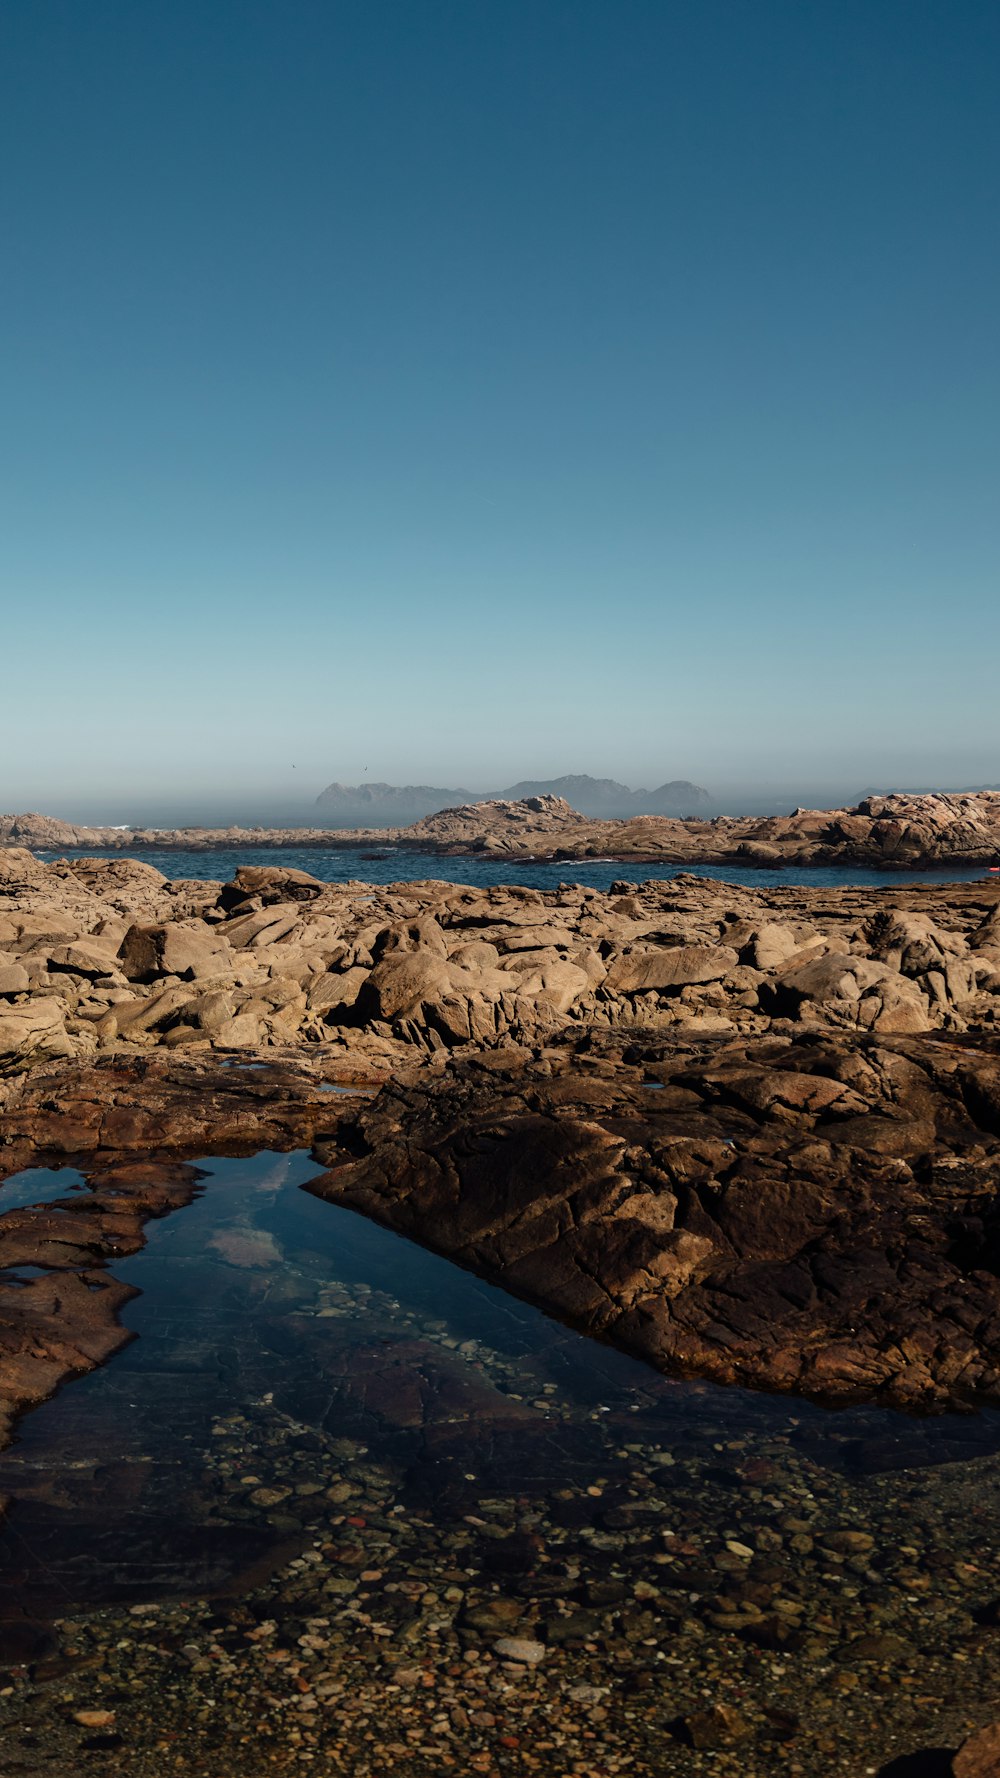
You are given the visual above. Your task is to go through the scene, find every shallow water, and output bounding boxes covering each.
[1,1153,999,1770]
[37,842,995,892]
[0,1165,90,1215]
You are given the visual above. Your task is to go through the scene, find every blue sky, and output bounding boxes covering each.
[2,0,998,817]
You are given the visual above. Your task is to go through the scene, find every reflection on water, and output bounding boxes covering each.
[0,1166,90,1214]
[0,1153,999,1771]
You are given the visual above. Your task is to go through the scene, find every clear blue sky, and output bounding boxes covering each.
[2,0,998,818]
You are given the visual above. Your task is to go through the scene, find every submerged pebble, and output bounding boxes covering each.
[0,1149,997,1774]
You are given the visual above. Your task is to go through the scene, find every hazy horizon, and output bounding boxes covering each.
[3,2,998,803]
[8,765,1000,832]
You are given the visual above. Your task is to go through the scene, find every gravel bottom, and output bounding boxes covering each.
[1,1160,998,1775]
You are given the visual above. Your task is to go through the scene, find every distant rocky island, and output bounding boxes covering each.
[315,772,712,822]
[4,788,1000,870]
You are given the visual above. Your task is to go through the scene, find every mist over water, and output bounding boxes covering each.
[21,778,996,831]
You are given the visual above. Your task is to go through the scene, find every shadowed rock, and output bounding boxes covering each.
[305,1030,1000,1413]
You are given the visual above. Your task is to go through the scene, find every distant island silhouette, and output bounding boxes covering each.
[315,773,711,824]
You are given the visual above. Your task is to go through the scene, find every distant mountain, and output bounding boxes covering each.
[314,781,478,821]
[498,775,711,815]
[315,774,711,825]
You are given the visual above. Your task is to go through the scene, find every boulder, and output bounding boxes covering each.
[865,909,965,976]
[220,907,302,949]
[738,921,803,971]
[306,967,370,1016]
[0,999,73,1071]
[356,953,459,1023]
[118,922,232,983]
[513,959,593,1016]
[604,943,738,996]
[766,953,929,1031]
[220,865,324,909]
[48,941,124,981]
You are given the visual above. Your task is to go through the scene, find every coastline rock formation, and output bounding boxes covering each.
[2,845,1000,1074]
[2,845,1000,1420]
[4,787,1000,868]
[307,1027,1000,1413]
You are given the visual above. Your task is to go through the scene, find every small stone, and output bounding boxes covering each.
[849,1632,912,1662]
[73,1709,116,1729]
[250,1485,293,1507]
[683,1703,753,1749]
[494,1636,546,1666]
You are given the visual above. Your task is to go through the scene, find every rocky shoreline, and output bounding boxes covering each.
[3,845,1000,1775]
[2,844,1000,1428]
[5,786,1000,868]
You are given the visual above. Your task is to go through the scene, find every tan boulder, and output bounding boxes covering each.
[604,943,738,996]
[118,922,232,983]
[449,940,502,969]
[220,907,302,949]
[512,960,593,1016]
[356,952,458,1022]
[210,1011,263,1048]
[738,921,805,971]
[769,953,929,1033]
[865,909,965,976]
[106,984,197,1037]
[374,917,449,960]
[222,864,324,906]
[0,998,73,1070]
[185,990,237,1035]
[48,941,125,981]
[307,967,370,1016]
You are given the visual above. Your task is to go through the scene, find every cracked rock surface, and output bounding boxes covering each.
[306,1028,1000,1413]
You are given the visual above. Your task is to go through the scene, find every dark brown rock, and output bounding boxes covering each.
[305,1029,1000,1413]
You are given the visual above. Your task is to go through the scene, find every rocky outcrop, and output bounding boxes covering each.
[2,851,1000,1078]
[402,789,1000,867]
[5,788,1000,867]
[4,848,1000,1423]
[306,1028,1000,1413]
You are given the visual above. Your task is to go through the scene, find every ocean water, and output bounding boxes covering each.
[37,844,996,893]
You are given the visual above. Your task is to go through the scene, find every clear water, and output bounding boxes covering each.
[0,1159,989,1770]
[0,1149,998,1774]
[0,1166,90,1214]
[37,843,996,892]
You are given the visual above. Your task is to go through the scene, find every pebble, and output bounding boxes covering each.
[493,1637,547,1665]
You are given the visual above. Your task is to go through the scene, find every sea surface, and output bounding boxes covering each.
[37,843,997,893]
